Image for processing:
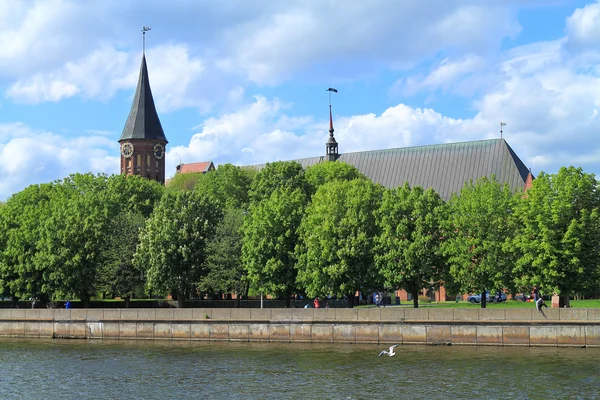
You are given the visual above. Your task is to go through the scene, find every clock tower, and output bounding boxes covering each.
[119,53,168,184]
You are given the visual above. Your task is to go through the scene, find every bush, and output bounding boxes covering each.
[418,295,431,303]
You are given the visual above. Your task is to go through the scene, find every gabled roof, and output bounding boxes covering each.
[177,161,215,174]
[119,55,168,143]
[252,138,531,200]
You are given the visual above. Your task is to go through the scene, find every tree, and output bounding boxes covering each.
[97,211,147,307]
[243,187,308,307]
[38,174,115,306]
[441,176,518,308]
[304,161,364,196]
[165,172,205,193]
[200,208,247,305]
[375,183,447,308]
[296,179,383,307]
[135,191,222,308]
[195,164,254,210]
[249,161,307,203]
[0,184,56,306]
[106,174,164,218]
[512,166,600,306]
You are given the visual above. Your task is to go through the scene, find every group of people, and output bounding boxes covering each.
[304,297,329,309]
[374,292,385,308]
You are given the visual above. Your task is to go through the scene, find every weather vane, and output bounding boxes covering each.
[326,88,338,135]
[142,26,152,54]
[500,122,506,139]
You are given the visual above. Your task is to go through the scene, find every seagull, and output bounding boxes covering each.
[379,344,399,357]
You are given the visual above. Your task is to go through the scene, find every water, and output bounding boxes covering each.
[1,339,599,399]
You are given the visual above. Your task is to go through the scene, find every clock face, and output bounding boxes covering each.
[121,142,134,158]
[153,143,165,159]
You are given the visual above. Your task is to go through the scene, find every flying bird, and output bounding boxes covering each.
[378,344,399,357]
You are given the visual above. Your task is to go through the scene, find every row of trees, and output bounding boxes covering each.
[1,162,599,308]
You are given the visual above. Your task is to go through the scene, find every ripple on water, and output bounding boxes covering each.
[1,339,599,399]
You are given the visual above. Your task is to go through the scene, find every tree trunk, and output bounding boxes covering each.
[411,284,419,308]
[176,288,185,308]
[347,293,355,308]
[481,290,486,309]
[124,296,131,309]
[79,292,91,309]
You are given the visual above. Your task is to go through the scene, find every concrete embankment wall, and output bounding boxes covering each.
[1,308,599,347]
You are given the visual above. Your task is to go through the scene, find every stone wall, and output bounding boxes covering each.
[1,308,599,347]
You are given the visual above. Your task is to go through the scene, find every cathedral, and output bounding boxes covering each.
[118,53,532,201]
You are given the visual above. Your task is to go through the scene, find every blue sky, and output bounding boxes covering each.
[1,0,600,200]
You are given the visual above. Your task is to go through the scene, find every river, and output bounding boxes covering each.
[1,339,598,399]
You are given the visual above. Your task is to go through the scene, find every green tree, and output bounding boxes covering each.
[106,174,164,217]
[296,179,383,307]
[304,161,364,196]
[513,166,600,306]
[0,184,56,305]
[249,161,307,203]
[243,187,307,307]
[38,174,114,306]
[375,184,447,308]
[195,163,254,210]
[135,191,222,308]
[200,208,247,305]
[97,211,147,307]
[441,176,518,308]
[165,172,205,193]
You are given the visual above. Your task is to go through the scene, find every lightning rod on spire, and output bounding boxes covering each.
[327,88,338,135]
[142,26,152,55]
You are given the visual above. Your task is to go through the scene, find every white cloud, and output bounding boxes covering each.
[565,0,600,51]
[0,123,118,200]
[6,44,206,112]
[399,55,487,96]
[220,1,521,84]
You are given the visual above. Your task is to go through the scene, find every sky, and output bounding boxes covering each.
[1,0,600,200]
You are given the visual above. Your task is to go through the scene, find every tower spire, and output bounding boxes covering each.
[326,88,339,162]
[119,30,168,185]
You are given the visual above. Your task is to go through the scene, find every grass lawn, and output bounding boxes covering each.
[359,299,600,308]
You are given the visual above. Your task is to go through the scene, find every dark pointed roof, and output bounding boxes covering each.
[252,138,531,200]
[119,55,168,143]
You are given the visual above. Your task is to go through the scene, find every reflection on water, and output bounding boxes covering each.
[1,339,599,399]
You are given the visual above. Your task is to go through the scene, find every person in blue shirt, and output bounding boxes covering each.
[65,300,71,309]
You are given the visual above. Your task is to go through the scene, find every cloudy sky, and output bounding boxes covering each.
[1,0,599,200]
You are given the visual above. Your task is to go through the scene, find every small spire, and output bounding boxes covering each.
[327,87,338,136]
[325,88,339,161]
[329,105,334,136]
[142,26,151,55]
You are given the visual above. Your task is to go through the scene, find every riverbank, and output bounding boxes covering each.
[1,307,599,347]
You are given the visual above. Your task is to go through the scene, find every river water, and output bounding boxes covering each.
[1,339,598,399]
